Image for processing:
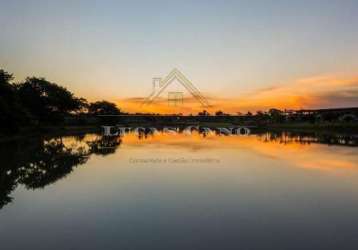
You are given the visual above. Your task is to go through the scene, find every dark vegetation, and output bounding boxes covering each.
[0,69,120,134]
[116,108,358,132]
[1,68,357,135]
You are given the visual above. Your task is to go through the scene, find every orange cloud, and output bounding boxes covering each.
[116,74,358,114]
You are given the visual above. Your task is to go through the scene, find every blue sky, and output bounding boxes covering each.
[1,0,358,111]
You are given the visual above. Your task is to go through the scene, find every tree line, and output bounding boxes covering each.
[0,69,121,133]
[2,68,356,134]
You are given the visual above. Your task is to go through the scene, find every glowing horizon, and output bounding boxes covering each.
[117,72,358,114]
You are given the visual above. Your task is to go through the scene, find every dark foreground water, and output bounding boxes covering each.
[0,131,358,250]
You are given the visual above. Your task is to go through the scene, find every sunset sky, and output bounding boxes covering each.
[1,0,358,113]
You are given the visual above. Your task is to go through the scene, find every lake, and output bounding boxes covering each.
[1,130,358,250]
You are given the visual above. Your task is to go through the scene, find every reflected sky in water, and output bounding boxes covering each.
[0,131,358,250]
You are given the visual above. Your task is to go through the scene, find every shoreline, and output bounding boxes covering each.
[1,122,357,142]
[0,125,100,142]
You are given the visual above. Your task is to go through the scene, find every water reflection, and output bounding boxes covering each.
[0,134,121,209]
[130,127,358,147]
[258,131,358,146]
[0,130,357,210]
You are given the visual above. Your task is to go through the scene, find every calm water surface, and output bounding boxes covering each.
[1,131,358,250]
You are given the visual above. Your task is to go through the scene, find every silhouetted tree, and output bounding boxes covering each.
[16,77,86,123]
[268,108,284,123]
[0,69,29,132]
[88,101,121,115]
[198,110,210,116]
[215,110,224,116]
